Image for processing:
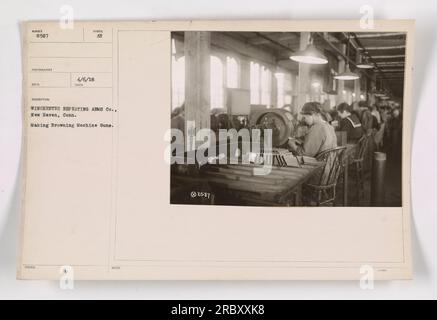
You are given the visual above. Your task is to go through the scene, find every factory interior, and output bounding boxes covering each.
[170,31,405,207]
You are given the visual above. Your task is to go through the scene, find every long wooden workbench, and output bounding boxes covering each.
[171,161,324,206]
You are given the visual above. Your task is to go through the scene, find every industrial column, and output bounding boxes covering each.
[184,31,211,150]
[297,32,311,112]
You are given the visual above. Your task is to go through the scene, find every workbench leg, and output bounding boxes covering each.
[295,186,302,206]
[343,163,349,206]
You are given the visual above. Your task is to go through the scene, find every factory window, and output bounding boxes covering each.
[250,62,260,104]
[276,72,293,108]
[275,73,285,108]
[250,61,272,106]
[226,56,239,88]
[171,55,185,110]
[260,67,272,106]
[210,55,224,109]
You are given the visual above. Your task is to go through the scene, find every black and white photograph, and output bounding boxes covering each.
[4,0,437,300]
[170,31,405,207]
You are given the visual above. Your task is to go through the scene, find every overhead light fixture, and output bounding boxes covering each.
[374,89,385,97]
[371,79,387,97]
[380,89,391,99]
[356,62,374,69]
[334,64,360,80]
[370,85,383,97]
[374,91,385,97]
[356,54,374,69]
[290,33,328,65]
[334,33,360,80]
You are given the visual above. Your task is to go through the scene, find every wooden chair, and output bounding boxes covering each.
[302,146,347,206]
[351,134,370,205]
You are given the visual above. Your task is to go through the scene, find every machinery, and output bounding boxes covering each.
[248,106,295,148]
[210,105,296,148]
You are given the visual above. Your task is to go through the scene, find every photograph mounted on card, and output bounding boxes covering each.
[19,20,414,280]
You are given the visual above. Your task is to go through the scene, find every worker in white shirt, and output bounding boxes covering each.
[288,102,337,157]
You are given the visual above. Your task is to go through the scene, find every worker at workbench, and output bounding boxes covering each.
[355,101,375,135]
[171,104,185,133]
[288,102,337,157]
[337,102,364,143]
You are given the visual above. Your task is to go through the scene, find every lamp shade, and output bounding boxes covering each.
[380,89,391,99]
[371,88,384,97]
[334,65,360,80]
[356,56,374,69]
[289,44,328,65]
[371,87,385,97]
[356,62,374,69]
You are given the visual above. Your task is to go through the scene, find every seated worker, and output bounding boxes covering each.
[171,103,185,133]
[321,99,333,123]
[288,102,337,157]
[337,102,364,143]
[357,101,374,135]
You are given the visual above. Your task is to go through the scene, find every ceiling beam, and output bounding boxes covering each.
[359,45,406,50]
[375,69,404,72]
[350,32,389,80]
[248,33,298,45]
[355,32,405,38]
[372,54,405,59]
[377,78,404,80]
[314,32,383,83]
[380,71,404,73]
[377,65,405,68]
[376,72,404,75]
[377,62,405,66]
[253,32,296,53]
